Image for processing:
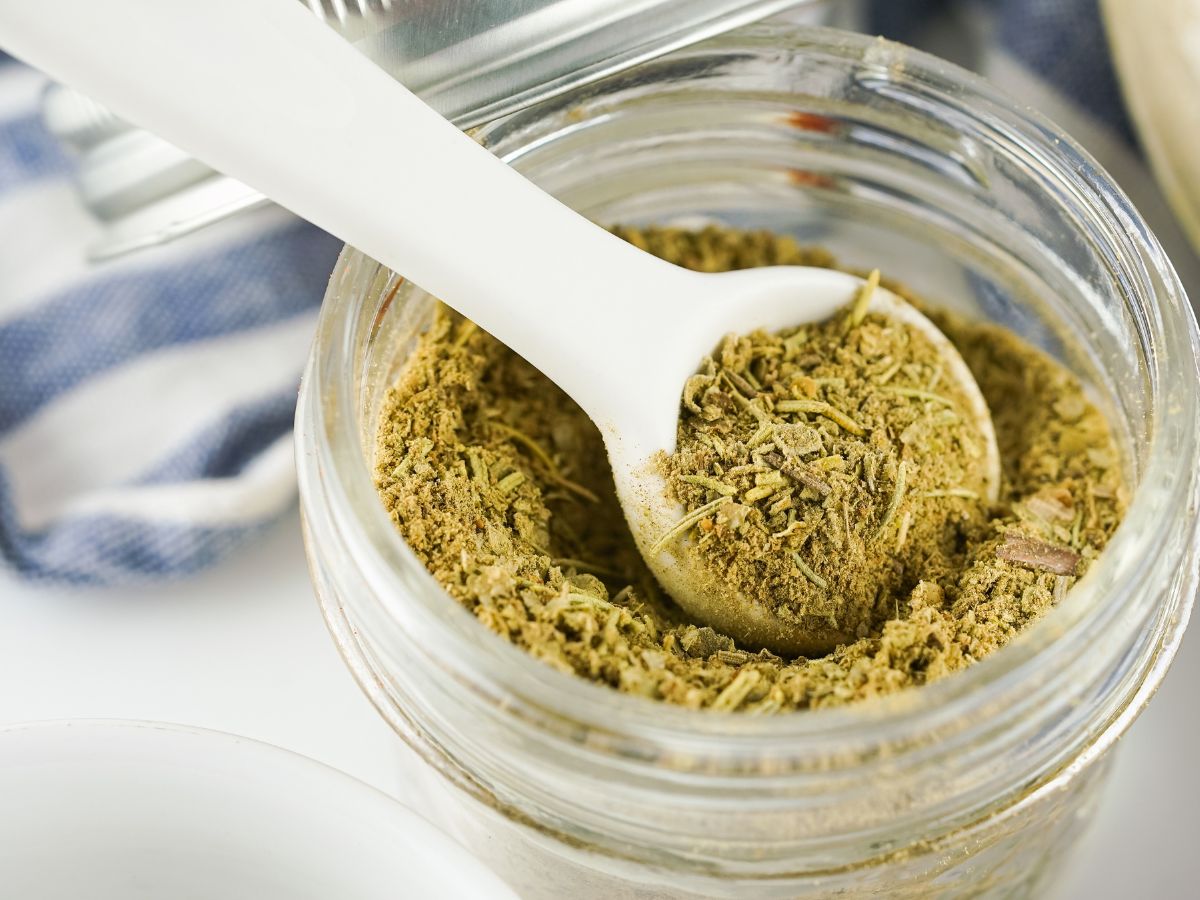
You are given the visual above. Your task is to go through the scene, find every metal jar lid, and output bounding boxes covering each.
[41,0,856,259]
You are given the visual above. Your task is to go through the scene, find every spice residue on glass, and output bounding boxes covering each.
[373,226,1127,713]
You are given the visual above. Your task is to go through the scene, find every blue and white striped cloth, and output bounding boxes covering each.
[0,2,1159,584]
[0,52,342,583]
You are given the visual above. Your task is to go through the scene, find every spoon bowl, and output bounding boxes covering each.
[602,265,1000,655]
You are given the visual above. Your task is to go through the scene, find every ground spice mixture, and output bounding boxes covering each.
[374,225,1127,712]
[655,274,994,656]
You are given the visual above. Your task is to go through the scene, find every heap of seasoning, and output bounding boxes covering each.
[656,271,993,655]
[374,225,1127,713]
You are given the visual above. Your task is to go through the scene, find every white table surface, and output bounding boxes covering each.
[1,508,1196,898]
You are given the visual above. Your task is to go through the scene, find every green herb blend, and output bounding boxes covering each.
[656,270,995,656]
[374,226,1126,713]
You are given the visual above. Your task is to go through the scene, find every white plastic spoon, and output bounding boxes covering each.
[2,0,999,654]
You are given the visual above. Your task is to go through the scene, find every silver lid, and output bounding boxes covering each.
[42,0,855,259]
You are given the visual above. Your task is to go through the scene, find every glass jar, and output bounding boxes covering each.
[295,24,1200,899]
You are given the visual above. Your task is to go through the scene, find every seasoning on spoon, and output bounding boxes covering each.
[654,272,993,655]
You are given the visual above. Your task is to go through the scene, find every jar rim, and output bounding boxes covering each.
[299,24,1200,758]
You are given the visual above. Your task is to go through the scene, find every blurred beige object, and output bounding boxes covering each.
[1104,0,1200,252]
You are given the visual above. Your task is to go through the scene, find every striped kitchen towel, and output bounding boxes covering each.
[870,0,1132,141]
[0,1,1175,585]
[0,51,342,583]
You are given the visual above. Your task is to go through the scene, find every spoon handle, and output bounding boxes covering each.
[1,0,690,425]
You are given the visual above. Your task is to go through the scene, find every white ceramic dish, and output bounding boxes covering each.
[0,720,516,900]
